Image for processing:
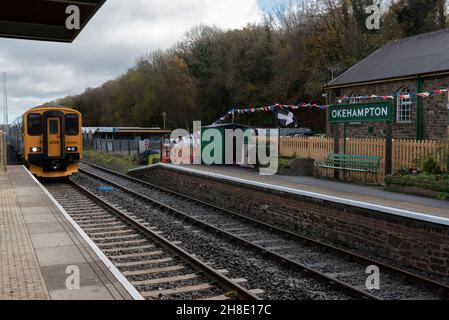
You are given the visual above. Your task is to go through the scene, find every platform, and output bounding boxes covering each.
[163,164,449,223]
[130,163,449,276]
[0,166,135,300]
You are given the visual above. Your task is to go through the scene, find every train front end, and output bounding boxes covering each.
[24,106,82,178]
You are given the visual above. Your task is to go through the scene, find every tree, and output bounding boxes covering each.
[54,0,446,133]
[395,0,445,36]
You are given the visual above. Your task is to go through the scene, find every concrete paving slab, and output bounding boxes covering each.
[31,232,74,249]
[1,166,136,300]
[21,206,54,216]
[40,262,109,291]
[50,286,114,300]
[27,222,66,235]
[23,214,58,224]
[35,245,89,267]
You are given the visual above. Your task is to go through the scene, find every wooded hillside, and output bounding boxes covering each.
[55,0,448,132]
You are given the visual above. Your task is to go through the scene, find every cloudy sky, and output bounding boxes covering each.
[1,0,282,122]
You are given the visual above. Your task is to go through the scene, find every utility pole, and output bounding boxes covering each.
[162,112,167,129]
[2,72,8,125]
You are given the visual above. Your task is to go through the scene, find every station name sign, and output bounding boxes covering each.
[328,101,393,124]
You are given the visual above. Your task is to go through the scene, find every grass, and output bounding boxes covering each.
[278,157,294,170]
[83,148,142,174]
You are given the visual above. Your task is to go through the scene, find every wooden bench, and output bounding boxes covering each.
[314,153,382,184]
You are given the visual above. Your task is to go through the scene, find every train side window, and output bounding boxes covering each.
[65,114,79,135]
[27,114,42,136]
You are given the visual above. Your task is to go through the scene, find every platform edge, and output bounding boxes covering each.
[24,166,144,301]
[134,164,449,228]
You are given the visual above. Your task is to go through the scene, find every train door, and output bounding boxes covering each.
[47,117,61,157]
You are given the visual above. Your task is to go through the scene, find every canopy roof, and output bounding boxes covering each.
[0,0,106,42]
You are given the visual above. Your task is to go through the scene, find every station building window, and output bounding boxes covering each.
[397,87,412,123]
[349,93,362,104]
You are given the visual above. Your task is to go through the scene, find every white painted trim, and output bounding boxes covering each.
[148,163,449,227]
[23,166,144,301]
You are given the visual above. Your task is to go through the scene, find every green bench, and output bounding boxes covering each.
[314,153,382,184]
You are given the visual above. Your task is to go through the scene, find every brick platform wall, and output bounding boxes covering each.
[131,166,449,277]
[330,76,449,140]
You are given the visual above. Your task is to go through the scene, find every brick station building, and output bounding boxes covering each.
[326,29,449,140]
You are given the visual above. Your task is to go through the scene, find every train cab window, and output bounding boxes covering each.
[49,120,59,134]
[65,114,79,135]
[27,114,42,136]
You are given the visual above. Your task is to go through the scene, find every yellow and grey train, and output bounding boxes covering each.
[8,105,83,178]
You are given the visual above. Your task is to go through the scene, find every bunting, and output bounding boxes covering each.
[213,87,449,124]
[213,103,328,124]
[338,88,449,103]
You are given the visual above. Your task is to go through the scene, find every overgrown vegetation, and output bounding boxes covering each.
[385,174,449,199]
[53,0,449,131]
[422,155,442,175]
[83,149,142,174]
[386,154,449,200]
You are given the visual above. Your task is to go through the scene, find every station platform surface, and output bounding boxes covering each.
[177,165,449,221]
[0,166,134,300]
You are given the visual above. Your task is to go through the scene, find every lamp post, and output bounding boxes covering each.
[162,112,167,129]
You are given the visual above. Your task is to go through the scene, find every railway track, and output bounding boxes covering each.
[77,161,449,300]
[44,180,263,301]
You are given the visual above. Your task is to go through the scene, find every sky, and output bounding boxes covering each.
[0,0,283,123]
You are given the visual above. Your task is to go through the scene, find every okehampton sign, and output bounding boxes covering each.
[328,101,393,124]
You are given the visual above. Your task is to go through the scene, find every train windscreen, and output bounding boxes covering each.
[65,114,79,135]
[27,114,42,136]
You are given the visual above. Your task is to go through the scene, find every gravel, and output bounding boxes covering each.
[74,164,449,300]
[71,172,357,300]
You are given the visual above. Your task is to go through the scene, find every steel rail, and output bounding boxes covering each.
[80,161,449,299]
[78,163,385,300]
[68,178,261,301]
[80,161,449,298]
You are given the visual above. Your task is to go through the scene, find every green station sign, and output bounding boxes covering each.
[328,101,393,124]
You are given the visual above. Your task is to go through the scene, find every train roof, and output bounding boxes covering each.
[25,105,81,113]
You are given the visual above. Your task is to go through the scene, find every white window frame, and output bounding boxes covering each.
[396,87,412,124]
[349,93,362,104]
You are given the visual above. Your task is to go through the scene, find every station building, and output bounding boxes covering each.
[326,29,449,140]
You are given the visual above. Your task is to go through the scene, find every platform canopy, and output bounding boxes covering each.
[0,0,106,42]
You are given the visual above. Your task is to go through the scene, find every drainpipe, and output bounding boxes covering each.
[416,77,424,141]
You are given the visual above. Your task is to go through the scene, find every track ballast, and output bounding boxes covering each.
[76,161,449,300]
[44,180,262,301]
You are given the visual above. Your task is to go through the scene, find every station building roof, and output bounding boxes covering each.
[327,28,449,89]
[0,0,106,42]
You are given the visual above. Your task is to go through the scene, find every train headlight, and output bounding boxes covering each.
[30,147,41,153]
[66,147,77,152]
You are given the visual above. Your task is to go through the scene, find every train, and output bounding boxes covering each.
[8,105,83,178]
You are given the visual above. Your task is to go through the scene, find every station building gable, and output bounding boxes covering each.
[326,29,449,140]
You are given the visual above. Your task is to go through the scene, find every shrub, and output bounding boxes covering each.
[438,192,449,201]
[421,155,441,175]
[395,168,410,176]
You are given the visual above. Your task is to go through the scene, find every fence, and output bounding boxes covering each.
[0,131,6,173]
[280,136,448,181]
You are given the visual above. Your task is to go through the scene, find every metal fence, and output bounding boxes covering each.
[84,137,162,157]
[0,131,6,173]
